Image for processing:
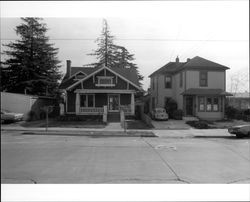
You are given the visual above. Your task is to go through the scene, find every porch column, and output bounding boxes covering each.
[131,93,135,115]
[76,93,80,114]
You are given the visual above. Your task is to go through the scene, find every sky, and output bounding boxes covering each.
[1,1,249,92]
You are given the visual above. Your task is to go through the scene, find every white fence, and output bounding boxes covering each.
[79,107,104,114]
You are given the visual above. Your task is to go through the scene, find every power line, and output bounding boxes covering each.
[0,38,248,42]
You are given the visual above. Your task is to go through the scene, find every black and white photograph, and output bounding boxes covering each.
[1,0,249,201]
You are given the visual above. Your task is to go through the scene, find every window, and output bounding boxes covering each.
[180,72,183,87]
[80,94,95,107]
[206,97,212,111]
[165,75,172,88]
[198,97,205,111]
[152,78,155,90]
[75,72,85,80]
[99,77,112,84]
[199,97,220,112]
[80,95,87,107]
[88,95,94,107]
[213,97,219,111]
[200,72,208,87]
[96,76,114,86]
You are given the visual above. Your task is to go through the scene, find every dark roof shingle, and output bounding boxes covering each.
[149,56,229,77]
[59,66,141,89]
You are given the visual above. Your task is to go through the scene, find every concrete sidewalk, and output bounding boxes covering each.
[151,119,191,130]
[1,124,233,139]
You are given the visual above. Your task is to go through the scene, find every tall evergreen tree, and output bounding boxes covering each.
[112,45,144,84]
[88,19,117,67]
[88,19,144,86]
[2,18,62,96]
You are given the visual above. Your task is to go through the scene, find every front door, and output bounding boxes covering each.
[108,94,120,112]
[186,96,193,116]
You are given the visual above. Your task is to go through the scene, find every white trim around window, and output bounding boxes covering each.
[198,96,220,112]
[96,76,115,87]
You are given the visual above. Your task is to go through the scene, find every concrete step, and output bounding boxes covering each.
[107,113,120,122]
[182,116,199,121]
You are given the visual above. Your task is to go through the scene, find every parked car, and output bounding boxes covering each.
[151,108,169,121]
[1,109,24,123]
[228,125,250,138]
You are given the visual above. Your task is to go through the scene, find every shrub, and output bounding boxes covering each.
[27,110,37,121]
[243,109,250,115]
[173,109,183,120]
[186,120,210,129]
[225,106,239,119]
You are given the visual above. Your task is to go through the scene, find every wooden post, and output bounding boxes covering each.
[103,105,107,123]
[76,93,80,114]
[131,93,135,115]
[46,107,48,132]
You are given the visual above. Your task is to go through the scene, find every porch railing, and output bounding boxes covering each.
[79,107,104,114]
[120,105,132,114]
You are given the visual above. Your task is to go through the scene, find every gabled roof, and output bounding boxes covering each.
[59,65,141,90]
[149,56,229,77]
[149,62,185,77]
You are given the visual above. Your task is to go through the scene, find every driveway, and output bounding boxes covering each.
[151,119,191,130]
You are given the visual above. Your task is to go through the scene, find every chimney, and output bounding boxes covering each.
[187,58,191,62]
[176,56,179,64]
[66,60,71,77]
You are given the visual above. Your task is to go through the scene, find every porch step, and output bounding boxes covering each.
[107,113,120,122]
[182,116,199,121]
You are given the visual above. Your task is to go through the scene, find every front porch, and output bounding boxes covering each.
[71,89,135,116]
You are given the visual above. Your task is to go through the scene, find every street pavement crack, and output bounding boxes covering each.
[142,138,190,184]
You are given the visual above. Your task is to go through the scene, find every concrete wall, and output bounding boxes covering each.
[1,92,58,120]
[150,75,174,110]
[186,71,225,90]
[150,71,185,110]
[1,92,33,119]
[173,71,185,110]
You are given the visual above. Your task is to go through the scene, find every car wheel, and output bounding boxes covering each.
[236,133,244,138]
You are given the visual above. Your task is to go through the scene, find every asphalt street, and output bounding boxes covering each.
[1,130,250,183]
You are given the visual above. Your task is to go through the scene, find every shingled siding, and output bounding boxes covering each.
[67,91,76,112]
[95,94,108,107]
[120,94,131,105]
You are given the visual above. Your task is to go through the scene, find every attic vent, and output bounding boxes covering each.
[75,72,86,80]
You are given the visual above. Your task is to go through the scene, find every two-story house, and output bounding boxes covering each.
[149,56,232,120]
[59,60,143,120]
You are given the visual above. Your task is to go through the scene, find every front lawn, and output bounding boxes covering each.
[20,118,106,128]
[126,120,152,130]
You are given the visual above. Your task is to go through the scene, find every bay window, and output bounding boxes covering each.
[198,97,205,111]
[206,98,212,111]
[198,96,221,112]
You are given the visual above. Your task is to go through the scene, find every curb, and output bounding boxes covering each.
[21,131,157,138]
